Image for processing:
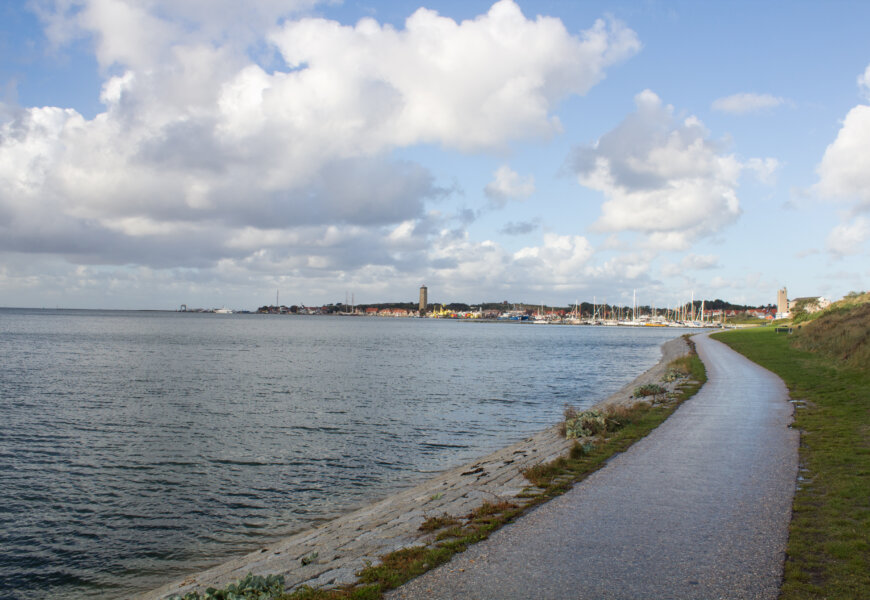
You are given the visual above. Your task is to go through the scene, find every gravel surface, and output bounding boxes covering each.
[388,333,799,600]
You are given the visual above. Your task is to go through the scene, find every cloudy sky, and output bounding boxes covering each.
[1,0,869,310]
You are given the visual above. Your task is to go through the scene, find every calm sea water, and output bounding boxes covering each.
[0,309,686,599]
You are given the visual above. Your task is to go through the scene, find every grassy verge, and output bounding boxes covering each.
[173,337,707,600]
[712,327,869,599]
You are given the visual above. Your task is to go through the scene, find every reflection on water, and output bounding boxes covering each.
[0,309,685,599]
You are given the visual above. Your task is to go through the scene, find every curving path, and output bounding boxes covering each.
[388,333,799,600]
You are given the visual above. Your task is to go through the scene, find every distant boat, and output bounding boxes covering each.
[214,308,233,314]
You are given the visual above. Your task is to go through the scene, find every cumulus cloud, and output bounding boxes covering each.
[816,104,870,212]
[745,157,780,184]
[2,0,640,283]
[420,231,624,299]
[711,93,786,114]
[33,0,321,67]
[826,217,870,256]
[484,165,535,207]
[660,253,719,278]
[815,63,870,257]
[513,233,594,284]
[266,2,640,152]
[859,63,870,100]
[568,90,770,250]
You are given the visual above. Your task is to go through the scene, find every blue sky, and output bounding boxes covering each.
[1,0,869,310]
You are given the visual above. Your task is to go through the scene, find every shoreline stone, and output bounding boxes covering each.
[139,335,690,599]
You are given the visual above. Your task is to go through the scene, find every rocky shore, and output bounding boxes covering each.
[140,335,690,599]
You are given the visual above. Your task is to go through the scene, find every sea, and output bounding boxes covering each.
[0,309,688,599]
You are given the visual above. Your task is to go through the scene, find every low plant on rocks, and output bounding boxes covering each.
[564,409,607,439]
[170,573,285,600]
[632,383,667,402]
[662,368,686,383]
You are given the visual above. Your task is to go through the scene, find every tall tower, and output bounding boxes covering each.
[777,287,788,316]
[419,285,428,314]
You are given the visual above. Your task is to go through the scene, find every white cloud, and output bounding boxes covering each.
[34,0,321,68]
[266,1,640,152]
[816,104,870,212]
[569,90,770,250]
[484,165,535,207]
[1,0,639,281]
[826,217,870,256]
[859,63,870,100]
[584,252,654,282]
[711,93,786,114]
[745,157,780,184]
[513,233,594,284]
[815,65,870,258]
[660,253,719,277]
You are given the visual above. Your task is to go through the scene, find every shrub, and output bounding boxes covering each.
[632,383,667,402]
[569,441,595,459]
[564,410,606,439]
[662,368,685,382]
[602,404,643,432]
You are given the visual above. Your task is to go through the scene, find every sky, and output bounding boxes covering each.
[1,0,869,311]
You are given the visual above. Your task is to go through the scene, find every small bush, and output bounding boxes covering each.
[564,410,606,439]
[602,404,643,432]
[569,441,595,459]
[632,383,667,402]
[662,368,685,382]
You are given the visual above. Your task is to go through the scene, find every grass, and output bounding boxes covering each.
[181,336,708,600]
[418,514,460,533]
[713,314,870,599]
[790,301,870,370]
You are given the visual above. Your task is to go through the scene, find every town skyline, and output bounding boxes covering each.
[1,1,869,310]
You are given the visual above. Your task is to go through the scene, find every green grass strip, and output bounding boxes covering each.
[712,327,870,599]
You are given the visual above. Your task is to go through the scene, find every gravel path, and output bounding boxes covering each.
[388,333,799,600]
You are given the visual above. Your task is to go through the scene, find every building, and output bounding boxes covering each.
[419,285,428,315]
[776,287,789,319]
[789,296,831,314]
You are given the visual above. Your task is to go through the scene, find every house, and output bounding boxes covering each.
[789,297,831,314]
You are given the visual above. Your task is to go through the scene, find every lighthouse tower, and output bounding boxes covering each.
[419,285,428,315]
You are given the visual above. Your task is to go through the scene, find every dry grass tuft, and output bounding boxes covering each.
[523,457,568,488]
[418,514,460,532]
[468,500,518,520]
